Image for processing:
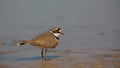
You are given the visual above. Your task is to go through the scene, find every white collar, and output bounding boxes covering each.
[50,31,61,37]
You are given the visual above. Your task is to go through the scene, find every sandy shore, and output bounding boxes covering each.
[0,48,120,68]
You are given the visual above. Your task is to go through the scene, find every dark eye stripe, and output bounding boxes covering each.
[58,28,60,30]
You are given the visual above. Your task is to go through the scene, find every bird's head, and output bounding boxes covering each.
[50,27,64,37]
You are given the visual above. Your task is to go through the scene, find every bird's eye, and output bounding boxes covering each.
[57,28,60,30]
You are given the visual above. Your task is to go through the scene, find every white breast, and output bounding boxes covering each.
[53,33,61,37]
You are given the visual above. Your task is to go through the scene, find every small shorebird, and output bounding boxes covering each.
[17,27,64,60]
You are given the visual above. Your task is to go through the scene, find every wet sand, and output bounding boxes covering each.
[0,48,120,68]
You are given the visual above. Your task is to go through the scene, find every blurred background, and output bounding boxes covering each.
[0,1,120,68]
[0,0,120,50]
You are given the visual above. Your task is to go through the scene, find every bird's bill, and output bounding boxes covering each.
[61,32,64,35]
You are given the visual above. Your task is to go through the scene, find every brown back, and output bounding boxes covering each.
[30,31,58,48]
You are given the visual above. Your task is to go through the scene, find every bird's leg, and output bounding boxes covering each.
[44,48,48,60]
[41,48,44,59]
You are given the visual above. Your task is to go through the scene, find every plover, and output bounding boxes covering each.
[17,27,64,60]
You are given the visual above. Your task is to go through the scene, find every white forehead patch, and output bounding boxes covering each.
[59,29,62,32]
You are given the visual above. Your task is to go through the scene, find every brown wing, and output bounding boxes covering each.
[30,31,58,48]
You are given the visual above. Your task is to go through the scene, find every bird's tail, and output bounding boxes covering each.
[17,40,28,46]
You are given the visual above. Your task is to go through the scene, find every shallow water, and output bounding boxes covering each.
[0,48,120,68]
